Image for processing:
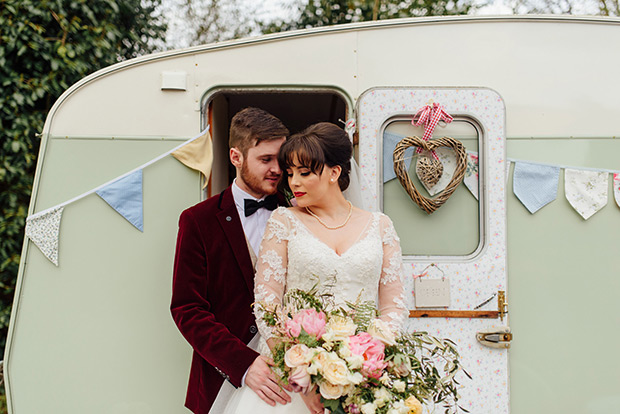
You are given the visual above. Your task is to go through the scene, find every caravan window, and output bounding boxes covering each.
[382,117,483,257]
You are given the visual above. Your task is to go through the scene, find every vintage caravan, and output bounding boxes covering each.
[4,15,620,414]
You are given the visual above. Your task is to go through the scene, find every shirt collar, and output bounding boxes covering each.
[232,179,265,210]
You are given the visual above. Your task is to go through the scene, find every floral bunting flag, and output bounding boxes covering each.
[25,206,64,266]
[172,129,213,189]
[464,153,479,200]
[565,169,608,220]
[96,170,144,231]
[513,162,560,214]
[614,173,620,208]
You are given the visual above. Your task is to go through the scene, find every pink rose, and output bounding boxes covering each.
[348,333,387,379]
[288,365,311,393]
[285,319,302,337]
[288,309,326,338]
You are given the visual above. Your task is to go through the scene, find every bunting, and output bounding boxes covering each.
[25,206,64,266]
[614,173,620,208]
[513,162,560,214]
[96,170,144,231]
[25,128,209,265]
[565,169,608,220]
[172,129,213,189]
[464,153,479,200]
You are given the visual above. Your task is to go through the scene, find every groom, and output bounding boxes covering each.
[171,107,291,413]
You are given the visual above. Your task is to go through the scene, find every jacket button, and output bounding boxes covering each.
[226,216,232,222]
[249,325,258,334]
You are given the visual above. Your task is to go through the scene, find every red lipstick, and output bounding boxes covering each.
[293,192,306,198]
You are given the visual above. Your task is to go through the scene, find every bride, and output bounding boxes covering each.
[223,122,407,414]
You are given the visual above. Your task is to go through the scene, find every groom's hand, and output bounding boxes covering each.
[245,355,292,406]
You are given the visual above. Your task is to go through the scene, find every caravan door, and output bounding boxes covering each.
[357,87,509,414]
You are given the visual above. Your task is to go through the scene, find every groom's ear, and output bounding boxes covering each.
[230,147,243,168]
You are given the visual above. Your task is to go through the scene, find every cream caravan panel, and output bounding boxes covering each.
[355,20,620,139]
[357,88,508,414]
[48,32,358,138]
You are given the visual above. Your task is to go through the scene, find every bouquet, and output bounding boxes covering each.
[257,287,470,414]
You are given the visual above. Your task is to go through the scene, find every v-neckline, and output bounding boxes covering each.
[286,209,376,257]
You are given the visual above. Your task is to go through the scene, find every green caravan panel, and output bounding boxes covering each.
[8,137,200,413]
[506,138,620,414]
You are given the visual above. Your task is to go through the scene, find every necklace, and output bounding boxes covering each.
[305,201,353,230]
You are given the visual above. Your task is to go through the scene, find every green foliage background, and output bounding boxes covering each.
[0,0,166,359]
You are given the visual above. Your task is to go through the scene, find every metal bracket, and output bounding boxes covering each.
[476,326,512,349]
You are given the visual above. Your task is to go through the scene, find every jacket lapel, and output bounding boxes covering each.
[216,188,256,295]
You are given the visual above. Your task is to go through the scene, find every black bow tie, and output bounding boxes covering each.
[244,195,278,217]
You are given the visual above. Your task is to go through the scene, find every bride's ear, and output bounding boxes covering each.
[329,165,342,183]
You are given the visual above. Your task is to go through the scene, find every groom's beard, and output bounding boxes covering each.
[240,161,280,197]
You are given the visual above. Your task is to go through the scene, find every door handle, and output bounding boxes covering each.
[476,326,512,349]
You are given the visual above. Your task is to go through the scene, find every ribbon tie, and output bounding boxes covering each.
[244,195,278,217]
[412,102,454,160]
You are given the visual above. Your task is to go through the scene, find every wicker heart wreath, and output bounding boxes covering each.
[393,136,467,214]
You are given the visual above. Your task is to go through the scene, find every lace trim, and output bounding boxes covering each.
[254,284,277,339]
[382,221,400,247]
[381,252,402,285]
[264,215,289,244]
[259,249,286,284]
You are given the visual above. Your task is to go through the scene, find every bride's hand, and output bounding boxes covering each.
[300,387,324,414]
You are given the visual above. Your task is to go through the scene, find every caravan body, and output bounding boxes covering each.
[5,16,620,414]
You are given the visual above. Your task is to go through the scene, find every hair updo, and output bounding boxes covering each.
[278,122,352,191]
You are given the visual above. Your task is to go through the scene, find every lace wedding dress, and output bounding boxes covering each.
[220,207,407,413]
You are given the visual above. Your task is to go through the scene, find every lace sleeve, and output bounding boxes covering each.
[254,207,290,341]
[377,214,408,331]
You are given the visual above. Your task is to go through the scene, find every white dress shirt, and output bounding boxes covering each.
[231,179,273,257]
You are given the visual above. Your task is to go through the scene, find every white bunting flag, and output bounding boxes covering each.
[565,169,608,220]
[614,173,620,208]
[25,206,64,266]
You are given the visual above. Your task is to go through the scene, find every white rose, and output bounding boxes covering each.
[319,381,345,400]
[392,400,408,414]
[322,356,350,385]
[323,315,357,342]
[373,387,392,407]
[361,402,377,414]
[368,319,397,346]
[393,379,406,393]
[345,353,364,370]
[379,372,391,386]
[285,344,311,368]
[348,371,364,385]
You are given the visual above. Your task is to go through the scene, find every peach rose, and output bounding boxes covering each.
[321,355,350,385]
[405,395,423,414]
[319,380,345,400]
[285,343,311,368]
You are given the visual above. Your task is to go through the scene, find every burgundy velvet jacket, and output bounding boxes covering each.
[171,187,261,414]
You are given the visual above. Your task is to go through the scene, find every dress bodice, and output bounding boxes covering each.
[254,207,407,348]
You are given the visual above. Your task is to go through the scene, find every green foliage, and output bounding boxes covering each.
[261,0,479,33]
[0,0,166,356]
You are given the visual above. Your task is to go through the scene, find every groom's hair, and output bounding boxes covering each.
[279,122,352,192]
[229,107,289,155]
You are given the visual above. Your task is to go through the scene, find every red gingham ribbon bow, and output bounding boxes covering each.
[412,103,454,160]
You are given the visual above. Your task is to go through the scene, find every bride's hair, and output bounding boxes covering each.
[278,122,352,191]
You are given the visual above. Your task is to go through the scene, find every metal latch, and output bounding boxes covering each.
[476,326,512,349]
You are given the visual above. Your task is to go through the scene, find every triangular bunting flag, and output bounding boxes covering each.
[172,129,213,189]
[25,206,64,266]
[565,169,608,220]
[383,131,414,183]
[96,170,144,231]
[614,173,620,208]
[464,153,479,200]
[513,162,560,214]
